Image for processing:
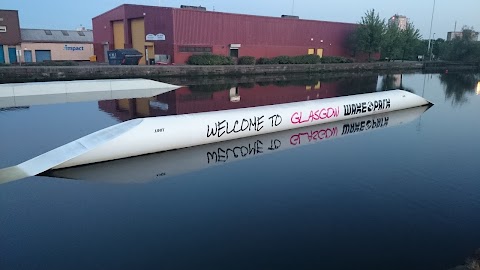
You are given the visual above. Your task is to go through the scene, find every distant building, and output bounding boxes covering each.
[0,10,21,64]
[447,31,479,41]
[1,9,94,63]
[92,4,371,65]
[388,14,408,30]
[20,29,94,62]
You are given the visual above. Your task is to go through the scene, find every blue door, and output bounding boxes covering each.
[24,50,33,63]
[35,50,51,62]
[0,45,4,63]
[8,47,17,63]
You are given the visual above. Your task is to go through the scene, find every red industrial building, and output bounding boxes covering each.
[92,4,361,65]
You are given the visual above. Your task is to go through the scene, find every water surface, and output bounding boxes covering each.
[1,73,479,270]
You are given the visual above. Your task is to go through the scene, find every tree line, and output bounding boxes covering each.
[352,9,480,62]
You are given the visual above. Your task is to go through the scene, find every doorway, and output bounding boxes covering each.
[35,50,52,62]
[0,45,4,63]
[103,44,109,63]
[229,48,239,58]
[317,48,323,57]
[8,47,17,63]
[24,50,32,63]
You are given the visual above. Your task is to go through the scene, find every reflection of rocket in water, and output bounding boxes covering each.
[48,106,430,183]
[0,79,179,109]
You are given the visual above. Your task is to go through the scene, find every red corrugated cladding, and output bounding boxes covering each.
[173,9,357,63]
[93,4,363,64]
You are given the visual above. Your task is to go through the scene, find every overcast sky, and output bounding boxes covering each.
[3,0,479,40]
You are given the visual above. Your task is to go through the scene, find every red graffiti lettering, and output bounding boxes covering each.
[290,107,340,124]
[289,127,338,145]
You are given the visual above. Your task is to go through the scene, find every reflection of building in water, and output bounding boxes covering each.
[99,77,377,121]
[477,81,480,95]
[377,74,403,91]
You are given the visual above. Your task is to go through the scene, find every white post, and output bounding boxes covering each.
[426,0,436,61]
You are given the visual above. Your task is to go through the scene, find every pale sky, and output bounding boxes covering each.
[3,0,479,40]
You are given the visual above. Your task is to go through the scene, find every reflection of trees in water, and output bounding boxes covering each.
[440,73,479,106]
[333,76,379,96]
[449,248,480,270]
[377,74,415,93]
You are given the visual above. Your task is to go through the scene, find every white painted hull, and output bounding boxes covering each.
[55,90,430,169]
[0,90,431,184]
[50,105,430,183]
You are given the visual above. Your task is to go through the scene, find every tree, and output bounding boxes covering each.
[381,23,401,60]
[398,22,422,60]
[354,9,385,60]
[440,26,480,61]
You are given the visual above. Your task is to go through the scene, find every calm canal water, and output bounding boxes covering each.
[1,72,479,270]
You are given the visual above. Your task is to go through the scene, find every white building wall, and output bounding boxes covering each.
[20,42,94,62]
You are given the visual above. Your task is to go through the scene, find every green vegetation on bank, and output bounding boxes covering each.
[187,54,353,65]
[412,27,480,62]
[353,9,480,62]
[352,9,422,61]
[187,54,235,65]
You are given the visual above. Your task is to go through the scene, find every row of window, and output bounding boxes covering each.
[44,30,86,36]
[179,46,212,53]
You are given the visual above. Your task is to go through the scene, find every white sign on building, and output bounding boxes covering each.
[146,33,166,41]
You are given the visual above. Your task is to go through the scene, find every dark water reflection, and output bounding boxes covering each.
[1,72,480,270]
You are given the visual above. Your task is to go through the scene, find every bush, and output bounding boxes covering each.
[291,55,322,64]
[270,56,293,64]
[256,57,272,65]
[237,56,256,65]
[320,56,354,64]
[256,55,322,65]
[187,54,234,65]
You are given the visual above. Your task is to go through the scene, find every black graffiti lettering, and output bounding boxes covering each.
[268,139,281,150]
[207,123,218,137]
[344,99,392,116]
[257,116,264,132]
[269,114,282,127]
[217,120,227,138]
[342,117,390,135]
[206,140,264,164]
[240,119,250,132]
[217,148,227,162]
[207,116,265,138]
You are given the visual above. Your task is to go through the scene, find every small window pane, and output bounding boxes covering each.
[44,30,52,35]
[77,31,85,36]
[61,30,69,36]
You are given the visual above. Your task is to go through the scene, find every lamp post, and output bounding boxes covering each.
[430,33,436,61]
[426,0,436,61]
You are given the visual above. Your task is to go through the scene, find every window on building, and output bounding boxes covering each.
[229,48,239,58]
[0,26,7,33]
[179,46,212,53]
[61,30,69,36]
[77,31,85,36]
[44,30,52,35]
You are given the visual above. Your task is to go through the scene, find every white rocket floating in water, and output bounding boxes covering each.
[0,89,431,184]
[49,105,430,184]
